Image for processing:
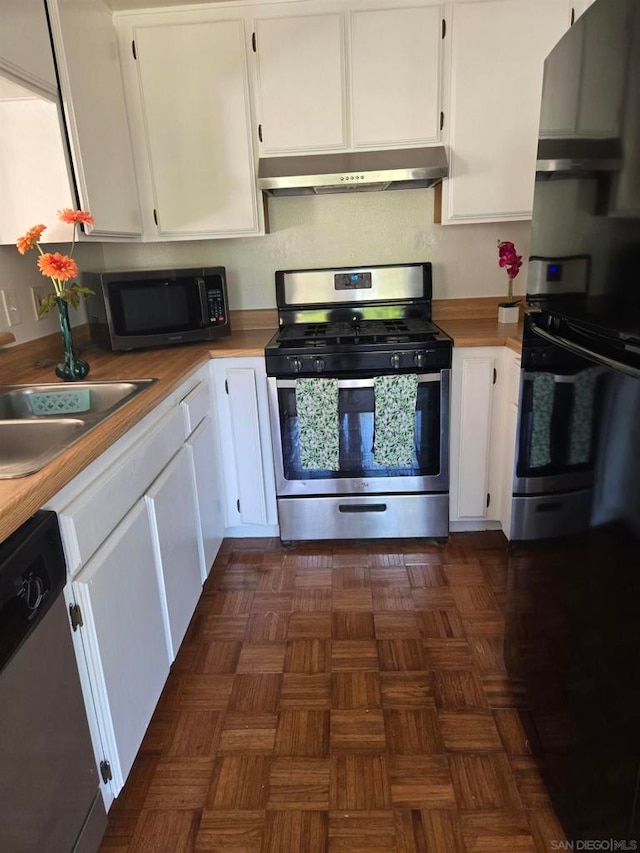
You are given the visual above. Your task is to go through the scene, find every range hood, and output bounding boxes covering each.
[535,137,623,180]
[257,147,448,196]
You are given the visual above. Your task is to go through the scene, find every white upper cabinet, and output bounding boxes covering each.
[255,13,347,154]
[117,11,261,240]
[0,0,57,96]
[442,0,570,224]
[46,0,142,239]
[252,1,444,156]
[350,5,442,148]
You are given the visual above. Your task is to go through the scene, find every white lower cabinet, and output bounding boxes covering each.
[146,447,203,661]
[186,416,224,579]
[212,358,278,536]
[499,348,522,539]
[450,346,509,527]
[48,365,222,808]
[71,500,170,795]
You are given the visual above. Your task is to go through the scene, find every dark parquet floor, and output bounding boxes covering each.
[98,533,566,852]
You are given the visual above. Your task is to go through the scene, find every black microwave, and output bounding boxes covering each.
[83,267,231,351]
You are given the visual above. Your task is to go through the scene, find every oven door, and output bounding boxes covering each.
[267,371,449,497]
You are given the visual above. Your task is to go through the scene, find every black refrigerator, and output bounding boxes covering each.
[505,0,640,844]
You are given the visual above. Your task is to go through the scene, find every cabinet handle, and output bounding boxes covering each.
[570,7,575,25]
[237,499,241,513]
[258,124,263,143]
[131,40,137,60]
[252,32,257,52]
[441,18,446,39]
[493,367,497,385]
[440,112,444,132]
[486,493,491,508]
[153,209,158,226]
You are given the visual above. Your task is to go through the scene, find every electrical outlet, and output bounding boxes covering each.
[1,289,22,326]
[31,286,49,321]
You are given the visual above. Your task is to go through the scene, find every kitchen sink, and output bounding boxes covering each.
[0,379,157,478]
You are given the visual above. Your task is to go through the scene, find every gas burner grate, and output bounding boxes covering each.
[277,318,440,348]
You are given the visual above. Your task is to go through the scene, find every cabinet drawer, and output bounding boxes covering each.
[180,381,210,437]
[60,406,183,574]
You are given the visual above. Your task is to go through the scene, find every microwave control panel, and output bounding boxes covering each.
[206,288,227,325]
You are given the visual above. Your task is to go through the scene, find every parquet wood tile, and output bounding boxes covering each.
[284,640,331,674]
[389,755,457,809]
[195,810,264,852]
[245,612,290,642]
[439,712,503,752]
[330,755,392,809]
[262,810,328,853]
[329,810,398,852]
[377,639,426,672]
[227,674,282,713]
[384,709,444,755]
[287,612,333,639]
[332,611,376,639]
[330,709,387,752]
[432,671,489,710]
[99,534,567,853]
[331,640,379,671]
[218,713,278,754]
[236,643,286,673]
[280,674,331,709]
[274,710,330,756]
[331,671,381,709]
[268,757,330,810]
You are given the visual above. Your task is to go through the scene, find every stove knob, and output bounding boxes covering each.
[314,357,325,373]
[290,357,303,373]
[389,352,402,369]
[413,351,427,368]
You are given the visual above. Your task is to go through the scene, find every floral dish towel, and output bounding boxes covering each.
[529,372,555,469]
[296,378,340,471]
[373,374,419,467]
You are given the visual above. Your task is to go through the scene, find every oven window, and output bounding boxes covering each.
[108,279,202,336]
[516,368,604,478]
[277,382,441,480]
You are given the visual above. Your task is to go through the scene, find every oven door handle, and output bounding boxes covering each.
[531,324,640,380]
[276,373,442,389]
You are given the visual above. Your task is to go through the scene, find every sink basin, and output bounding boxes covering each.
[0,380,156,419]
[0,379,157,478]
[0,419,87,478]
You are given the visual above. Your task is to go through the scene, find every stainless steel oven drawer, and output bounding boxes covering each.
[277,493,448,541]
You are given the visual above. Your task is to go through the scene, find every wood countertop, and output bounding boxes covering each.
[0,326,276,544]
[0,298,522,544]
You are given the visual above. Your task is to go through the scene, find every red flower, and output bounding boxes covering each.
[16,224,46,254]
[37,252,79,282]
[497,240,522,279]
[58,208,94,226]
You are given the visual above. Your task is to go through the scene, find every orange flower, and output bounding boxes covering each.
[37,252,79,282]
[58,208,94,226]
[16,224,46,254]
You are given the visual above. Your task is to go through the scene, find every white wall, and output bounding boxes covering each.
[0,241,102,347]
[102,190,532,310]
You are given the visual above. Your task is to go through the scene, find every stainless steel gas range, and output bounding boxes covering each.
[265,263,452,542]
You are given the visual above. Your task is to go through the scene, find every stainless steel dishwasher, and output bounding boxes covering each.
[0,511,107,853]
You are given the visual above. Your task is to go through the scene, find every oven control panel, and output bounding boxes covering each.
[281,348,450,375]
[335,272,372,291]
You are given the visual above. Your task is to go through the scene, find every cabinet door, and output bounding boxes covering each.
[254,13,347,153]
[213,358,278,533]
[130,17,259,238]
[0,0,57,96]
[146,447,203,661]
[71,499,170,795]
[185,416,224,580]
[443,0,569,223]
[46,0,142,238]
[350,5,442,148]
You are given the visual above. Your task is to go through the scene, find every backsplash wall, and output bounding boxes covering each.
[102,190,532,310]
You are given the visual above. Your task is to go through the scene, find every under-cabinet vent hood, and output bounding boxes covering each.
[257,147,448,196]
[535,138,623,179]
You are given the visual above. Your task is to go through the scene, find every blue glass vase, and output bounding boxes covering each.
[55,296,90,381]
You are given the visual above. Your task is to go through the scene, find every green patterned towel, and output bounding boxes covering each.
[569,367,599,465]
[529,373,555,468]
[296,378,340,470]
[373,374,419,467]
